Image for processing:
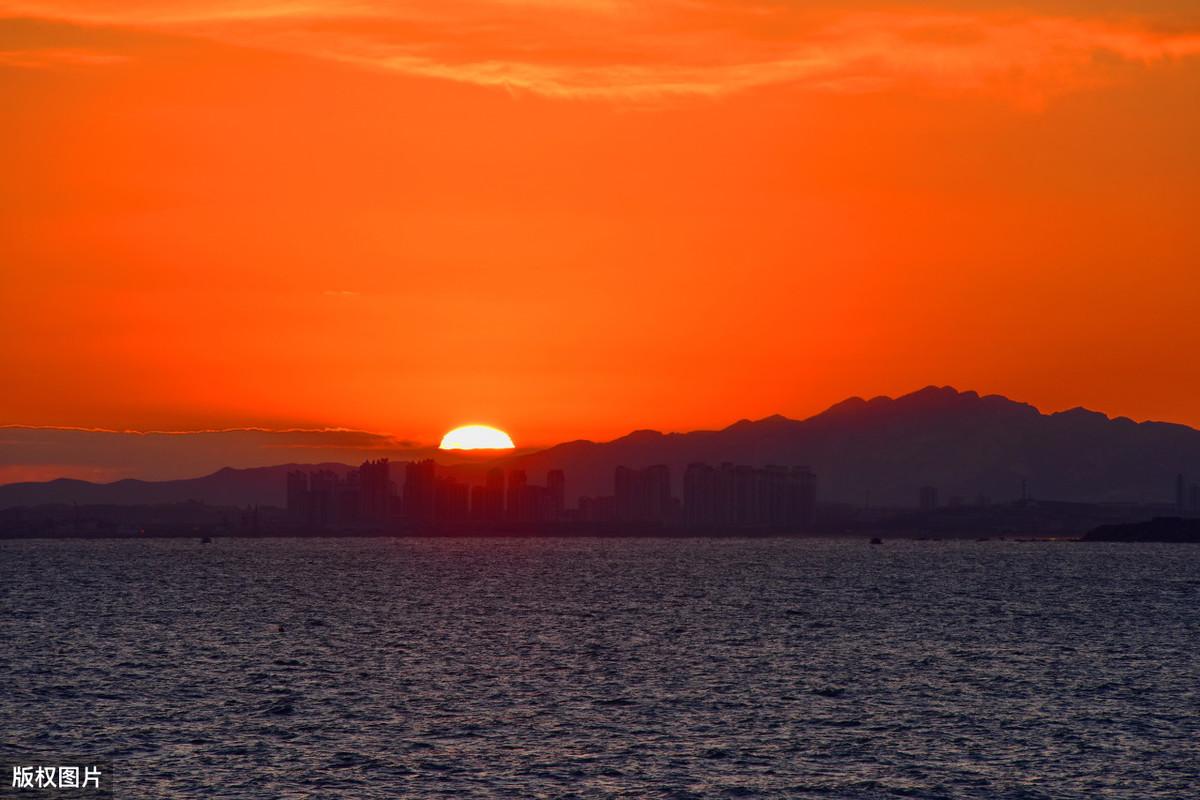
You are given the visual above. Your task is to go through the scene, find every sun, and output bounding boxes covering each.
[439,424,515,450]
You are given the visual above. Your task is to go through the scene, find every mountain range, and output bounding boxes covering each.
[2,387,1197,509]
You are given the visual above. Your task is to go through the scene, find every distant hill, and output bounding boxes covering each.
[502,386,1200,506]
[0,463,354,509]
[3,386,1199,508]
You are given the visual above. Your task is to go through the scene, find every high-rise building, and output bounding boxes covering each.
[286,468,363,529]
[768,465,816,529]
[506,470,528,522]
[404,460,437,523]
[613,466,634,521]
[282,460,399,529]
[643,465,672,522]
[684,463,717,526]
[358,458,392,523]
[613,465,675,523]
[483,468,506,520]
[578,494,617,523]
[1176,473,1186,514]
[435,476,469,522]
[547,469,566,520]
[682,462,815,529]
[791,466,817,529]
[469,485,488,521]
[336,469,360,524]
[309,470,340,528]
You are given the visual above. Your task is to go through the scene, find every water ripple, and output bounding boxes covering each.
[1,538,1197,798]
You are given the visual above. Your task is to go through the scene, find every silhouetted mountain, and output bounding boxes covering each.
[0,463,354,509]
[502,386,1200,505]
[4,387,1199,509]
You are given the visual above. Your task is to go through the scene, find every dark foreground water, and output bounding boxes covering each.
[1,538,1197,799]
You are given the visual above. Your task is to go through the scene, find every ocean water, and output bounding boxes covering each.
[1,537,1197,799]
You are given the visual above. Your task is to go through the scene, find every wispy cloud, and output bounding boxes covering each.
[3,1,1200,102]
[0,425,429,483]
[0,45,127,67]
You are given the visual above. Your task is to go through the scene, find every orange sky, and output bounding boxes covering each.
[2,0,1199,449]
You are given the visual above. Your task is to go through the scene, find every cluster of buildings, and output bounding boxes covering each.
[577,465,675,524]
[401,460,566,524]
[285,459,817,530]
[682,463,816,528]
[286,459,566,528]
[286,459,396,528]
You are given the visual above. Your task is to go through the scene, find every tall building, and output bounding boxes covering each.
[281,460,400,529]
[766,465,816,529]
[578,494,617,523]
[547,469,566,520]
[435,476,469,522]
[613,465,675,523]
[308,470,341,528]
[358,458,392,523]
[476,468,505,521]
[684,463,717,526]
[404,460,437,523]
[506,470,528,522]
[682,462,815,529]
[469,484,489,521]
[1176,473,1186,514]
[336,469,361,524]
[732,465,755,524]
[613,466,635,521]
[644,465,672,522]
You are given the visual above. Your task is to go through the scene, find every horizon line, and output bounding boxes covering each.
[2,384,1197,448]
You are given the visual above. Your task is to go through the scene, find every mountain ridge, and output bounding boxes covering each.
[2,386,1198,508]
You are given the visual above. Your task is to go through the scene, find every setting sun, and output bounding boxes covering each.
[439,425,515,451]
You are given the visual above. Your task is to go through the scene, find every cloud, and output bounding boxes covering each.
[4,1,1200,103]
[0,425,431,483]
[0,45,127,67]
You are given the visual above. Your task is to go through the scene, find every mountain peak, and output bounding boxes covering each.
[725,413,795,431]
[1053,406,1110,422]
[623,429,665,442]
[823,396,868,415]
[817,386,977,417]
[896,385,977,405]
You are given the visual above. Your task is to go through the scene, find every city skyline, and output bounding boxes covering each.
[12,378,1200,523]
[7,449,1195,539]
[283,459,818,531]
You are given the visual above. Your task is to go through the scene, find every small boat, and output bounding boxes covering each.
[201,536,212,544]
[869,537,883,545]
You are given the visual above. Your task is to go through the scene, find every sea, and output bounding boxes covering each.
[1,537,1197,799]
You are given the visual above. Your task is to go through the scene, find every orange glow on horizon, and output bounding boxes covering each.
[2,1,1200,443]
